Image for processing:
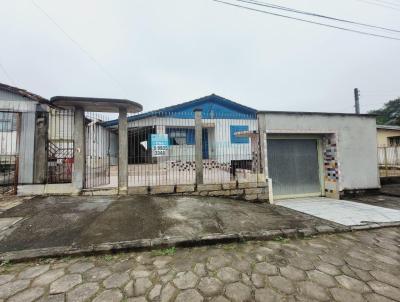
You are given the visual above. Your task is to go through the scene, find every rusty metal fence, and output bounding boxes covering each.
[101,111,260,187]
[378,146,400,177]
[0,111,20,194]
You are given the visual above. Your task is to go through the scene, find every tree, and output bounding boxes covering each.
[369,98,400,125]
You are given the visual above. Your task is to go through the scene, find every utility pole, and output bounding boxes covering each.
[354,88,360,114]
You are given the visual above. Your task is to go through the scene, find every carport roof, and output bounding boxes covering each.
[50,96,143,113]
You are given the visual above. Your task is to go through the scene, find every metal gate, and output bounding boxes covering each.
[268,138,322,198]
[47,108,74,183]
[84,113,112,188]
[0,111,20,194]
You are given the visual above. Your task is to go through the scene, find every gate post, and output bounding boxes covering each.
[257,113,268,179]
[33,111,48,183]
[118,107,128,194]
[72,107,85,192]
[194,109,203,185]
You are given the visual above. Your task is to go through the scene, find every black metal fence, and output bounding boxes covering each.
[47,108,74,183]
[114,111,260,187]
[0,111,20,194]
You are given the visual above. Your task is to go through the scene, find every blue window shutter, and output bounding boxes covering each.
[186,129,195,145]
[230,125,249,144]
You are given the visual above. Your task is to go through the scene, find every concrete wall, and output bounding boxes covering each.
[262,113,380,191]
[377,129,400,147]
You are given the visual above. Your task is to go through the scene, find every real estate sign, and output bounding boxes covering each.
[151,134,169,157]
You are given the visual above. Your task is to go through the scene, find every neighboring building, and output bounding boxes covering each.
[0,83,49,190]
[377,125,400,147]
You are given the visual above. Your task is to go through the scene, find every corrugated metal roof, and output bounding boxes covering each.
[103,94,258,127]
[0,82,49,104]
[377,125,400,131]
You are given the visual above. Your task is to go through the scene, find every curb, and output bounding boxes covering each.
[1,222,399,263]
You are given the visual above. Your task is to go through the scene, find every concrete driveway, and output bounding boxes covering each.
[0,195,339,254]
[277,197,400,226]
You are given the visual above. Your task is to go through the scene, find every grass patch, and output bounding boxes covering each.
[0,260,11,268]
[152,247,176,256]
[103,254,114,262]
[273,236,290,243]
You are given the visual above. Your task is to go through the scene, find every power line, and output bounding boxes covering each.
[31,0,128,96]
[234,0,400,33]
[354,0,400,11]
[0,61,16,85]
[370,0,400,7]
[213,0,400,41]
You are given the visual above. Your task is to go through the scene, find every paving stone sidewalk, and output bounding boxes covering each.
[0,227,399,302]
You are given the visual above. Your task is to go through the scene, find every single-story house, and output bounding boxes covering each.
[104,94,380,199]
[376,125,400,147]
[103,94,259,181]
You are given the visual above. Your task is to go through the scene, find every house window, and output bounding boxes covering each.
[166,128,195,145]
[389,136,400,146]
[230,125,249,144]
[0,112,16,132]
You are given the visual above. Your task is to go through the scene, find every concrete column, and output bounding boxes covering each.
[194,109,203,184]
[118,107,128,194]
[18,112,35,184]
[33,111,48,184]
[257,113,268,178]
[72,107,85,192]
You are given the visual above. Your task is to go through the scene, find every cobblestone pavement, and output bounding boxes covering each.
[0,227,399,302]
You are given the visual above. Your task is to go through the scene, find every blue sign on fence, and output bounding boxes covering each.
[151,134,169,157]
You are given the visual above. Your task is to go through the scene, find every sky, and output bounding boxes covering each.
[0,0,399,114]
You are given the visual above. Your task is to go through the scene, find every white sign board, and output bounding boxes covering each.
[151,134,169,157]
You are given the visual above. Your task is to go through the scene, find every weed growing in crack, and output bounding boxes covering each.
[273,236,290,243]
[152,247,176,256]
[103,254,114,262]
[0,260,11,269]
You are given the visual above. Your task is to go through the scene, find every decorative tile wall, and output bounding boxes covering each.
[323,134,339,198]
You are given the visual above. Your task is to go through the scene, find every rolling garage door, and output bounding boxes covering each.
[267,139,322,199]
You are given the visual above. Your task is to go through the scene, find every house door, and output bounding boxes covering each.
[267,138,322,199]
[0,112,20,195]
[202,129,209,159]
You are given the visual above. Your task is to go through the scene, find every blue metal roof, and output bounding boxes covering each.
[103,94,257,127]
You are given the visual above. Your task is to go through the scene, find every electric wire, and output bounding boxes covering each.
[31,0,128,96]
[354,0,400,11]
[0,61,16,85]
[214,0,400,41]
[233,0,400,33]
